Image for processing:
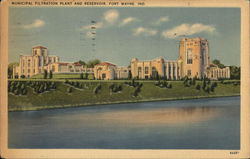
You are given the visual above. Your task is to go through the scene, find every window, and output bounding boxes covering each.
[138,67,142,78]
[28,59,31,67]
[34,50,37,55]
[102,73,106,79]
[28,69,30,73]
[41,49,44,56]
[52,66,55,72]
[145,67,149,74]
[173,65,176,77]
[33,69,35,73]
[187,48,193,64]
[168,65,171,78]
[38,57,42,66]
[201,49,206,65]
[187,70,192,76]
[152,67,158,79]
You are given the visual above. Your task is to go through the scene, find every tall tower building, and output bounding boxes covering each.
[178,37,210,78]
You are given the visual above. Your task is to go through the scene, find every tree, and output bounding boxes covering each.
[87,59,101,68]
[128,70,132,79]
[8,62,19,79]
[44,70,48,79]
[20,75,26,79]
[212,59,225,68]
[67,87,72,93]
[230,66,240,79]
[196,84,201,90]
[80,73,84,79]
[49,70,53,79]
[78,60,86,66]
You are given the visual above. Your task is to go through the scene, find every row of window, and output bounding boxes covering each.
[22,69,42,74]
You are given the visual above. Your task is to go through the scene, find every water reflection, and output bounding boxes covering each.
[99,106,221,125]
[8,97,240,149]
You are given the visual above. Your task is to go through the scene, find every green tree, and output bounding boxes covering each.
[128,70,132,79]
[8,62,19,79]
[78,60,86,66]
[87,59,101,68]
[80,73,84,79]
[230,66,240,79]
[20,75,26,79]
[212,59,225,68]
[44,70,48,79]
[67,87,72,93]
[49,70,53,79]
[196,84,201,90]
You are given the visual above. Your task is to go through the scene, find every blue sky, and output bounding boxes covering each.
[9,7,240,66]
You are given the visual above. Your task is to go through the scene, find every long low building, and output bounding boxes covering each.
[13,37,230,80]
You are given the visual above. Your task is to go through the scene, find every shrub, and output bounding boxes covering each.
[93,84,102,94]
[168,83,172,88]
[202,80,206,90]
[38,85,44,93]
[10,85,16,93]
[14,89,19,95]
[67,87,72,93]
[80,73,84,79]
[210,86,215,92]
[109,83,115,90]
[65,80,69,84]
[196,84,201,90]
[205,86,210,93]
[21,88,28,95]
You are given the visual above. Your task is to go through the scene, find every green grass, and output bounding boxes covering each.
[31,73,95,79]
[8,80,240,111]
[31,73,82,79]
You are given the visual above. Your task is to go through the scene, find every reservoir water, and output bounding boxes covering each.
[9,96,240,149]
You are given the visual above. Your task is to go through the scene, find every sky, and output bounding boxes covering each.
[9,7,240,66]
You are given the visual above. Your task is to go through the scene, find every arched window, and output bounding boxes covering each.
[152,67,158,79]
[28,59,31,67]
[52,66,55,72]
[138,67,142,74]
[187,48,193,64]
[138,67,142,78]
[144,67,149,74]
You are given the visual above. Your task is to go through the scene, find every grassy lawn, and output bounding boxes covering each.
[31,73,95,79]
[8,79,240,111]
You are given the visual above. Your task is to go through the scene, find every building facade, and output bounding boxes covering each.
[178,37,210,78]
[13,46,94,78]
[46,62,93,74]
[13,38,230,80]
[94,62,117,80]
[130,37,230,80]
[130,57,182,80]
[13,46,59,78]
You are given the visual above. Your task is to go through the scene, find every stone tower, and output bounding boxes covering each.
[178,37,210,78]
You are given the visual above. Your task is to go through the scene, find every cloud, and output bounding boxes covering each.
[103,9,119,24]
[154,16,169,26]
[120,17,137,26]
[21,19,45,29]
[80,22,104,30]
[162,23,216,39]
[133,27,158,36]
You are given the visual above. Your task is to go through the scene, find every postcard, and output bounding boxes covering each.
[0,0,249,158]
